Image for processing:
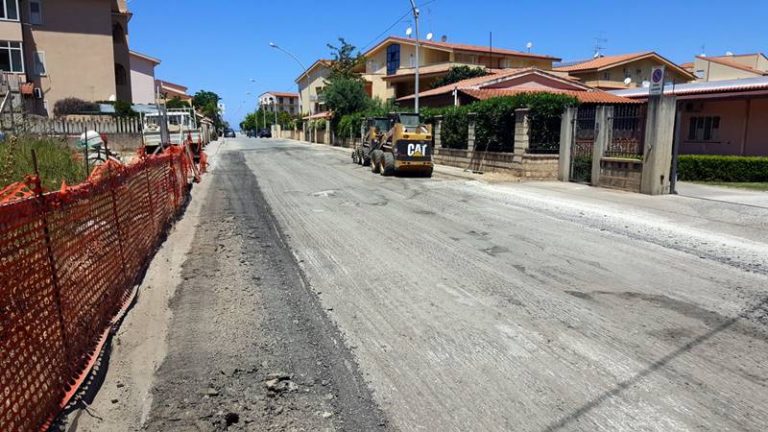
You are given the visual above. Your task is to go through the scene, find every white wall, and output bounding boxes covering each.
[130,55,156,104]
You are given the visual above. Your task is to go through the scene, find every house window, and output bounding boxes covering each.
[602,71,611,80]
[33,51,45,75]
[386,44,400,75]
[0,0,18,20]
[0,41,23,72]
[29,0,42,24]
[687,116,720,141]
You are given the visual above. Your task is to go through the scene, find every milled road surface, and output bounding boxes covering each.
[219,137,768,432]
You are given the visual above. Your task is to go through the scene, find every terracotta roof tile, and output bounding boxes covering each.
[697,56,767,75]
[554,52,653,72]
[461,89,639,104]
[369,36,560,61]
[262,91,299,98]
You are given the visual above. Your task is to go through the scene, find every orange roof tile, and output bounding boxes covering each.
[262,91,299,98]
[367,36,560,61]
[697,56,767,75]
[461,88,640,104]
[555,52,654,72]
[399,68,590,101]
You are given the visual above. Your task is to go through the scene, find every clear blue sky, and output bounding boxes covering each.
[127,0,768,126]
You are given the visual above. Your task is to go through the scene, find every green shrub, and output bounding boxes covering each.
[0,136,86,190]
[678,155,768,182]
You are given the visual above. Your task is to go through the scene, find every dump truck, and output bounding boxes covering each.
[369,113,433,177]
[352,117,389,167]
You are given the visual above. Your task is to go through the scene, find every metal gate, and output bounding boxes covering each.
[570,106,597,183]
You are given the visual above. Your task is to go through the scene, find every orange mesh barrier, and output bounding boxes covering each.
[0,147,201,432]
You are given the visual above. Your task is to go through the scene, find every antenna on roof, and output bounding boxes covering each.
[700,44,706,57]
[526,42,533,53]
[593,35,607,58]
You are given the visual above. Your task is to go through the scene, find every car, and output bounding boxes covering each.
[223,129,236,138]
[258,128,272,138]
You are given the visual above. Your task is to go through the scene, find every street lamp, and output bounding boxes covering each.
[409,0,421,114]
[269,42,311,117]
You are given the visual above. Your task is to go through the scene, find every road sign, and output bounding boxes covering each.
[649,66,665,96]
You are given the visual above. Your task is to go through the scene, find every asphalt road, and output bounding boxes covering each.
[218,137,768,432]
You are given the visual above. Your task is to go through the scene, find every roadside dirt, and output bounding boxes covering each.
[140,151,387,431]
[64,143,387,431]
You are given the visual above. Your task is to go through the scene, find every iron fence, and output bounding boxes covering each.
[605,104,645,159]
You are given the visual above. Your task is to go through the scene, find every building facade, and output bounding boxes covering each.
[130,50,160,104]
[0,0,131,116]
[361,36,560,101]
[690,53,768,82]
[155,79,191,104]
[295,59,332,116]
[612,78,768,156]
[259,91,299,115]
[555,52,695,90]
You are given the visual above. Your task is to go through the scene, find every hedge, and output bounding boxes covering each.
[677,155,768,182]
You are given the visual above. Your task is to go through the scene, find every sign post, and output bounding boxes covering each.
[649,66,665,97]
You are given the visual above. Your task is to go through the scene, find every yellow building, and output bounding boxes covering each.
[360,36,560,101]
[690,53,768,82]
[555,52,695,90]
[295,59,333,116]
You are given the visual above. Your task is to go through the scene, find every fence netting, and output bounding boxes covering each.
[0,145,197,432]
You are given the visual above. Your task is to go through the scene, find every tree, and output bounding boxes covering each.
[327,38,365,81]
[323,78,369,118]
[166,97,189,109]
[192,90,224,129]
[431,66,489,89]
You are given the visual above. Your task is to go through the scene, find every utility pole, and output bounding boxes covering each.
[409,0,420,114]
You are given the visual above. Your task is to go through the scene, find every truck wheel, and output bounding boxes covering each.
[371,150,382,173]
[381,153,395,176]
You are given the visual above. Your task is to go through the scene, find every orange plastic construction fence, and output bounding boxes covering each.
[0,146,202,432]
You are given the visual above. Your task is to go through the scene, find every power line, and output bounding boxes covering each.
[360,0,439,52]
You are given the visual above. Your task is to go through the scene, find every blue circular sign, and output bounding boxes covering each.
[652,69,663,83]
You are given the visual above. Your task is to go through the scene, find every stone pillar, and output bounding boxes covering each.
[312,122,317,143]
[591,105,613,187]
[302,122,306,141]
[467,113,477,151]
[514,108,531,162]
[641,96,677,195]
[324,126,331,145]
[433,116,443,148]
[558,106,577,182]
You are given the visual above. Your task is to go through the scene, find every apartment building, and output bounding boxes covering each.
[687,53,768,82]
[130,50,160,104]
[259,91,299,115]
[0,0,131,116]
[295,59,333,116]
[361,36,561,101]
[555,52,694,90]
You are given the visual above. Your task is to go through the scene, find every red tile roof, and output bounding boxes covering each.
[555,52,695,79]
[697,56,767,75]
[399,68,590,101]
[262,91,299,98]
[555,52,652,72]
[461,88,640,104]
[366,36,560,61]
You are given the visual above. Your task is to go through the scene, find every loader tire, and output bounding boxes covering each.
[381,152,395,176]
[371,150,382,173]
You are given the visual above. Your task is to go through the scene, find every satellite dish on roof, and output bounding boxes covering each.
[642,80,651,88]
[405,27,413,37]
[725,51,734,56]
[624,77,632,86]
[526,42,533,53]
[426,32,433,41]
